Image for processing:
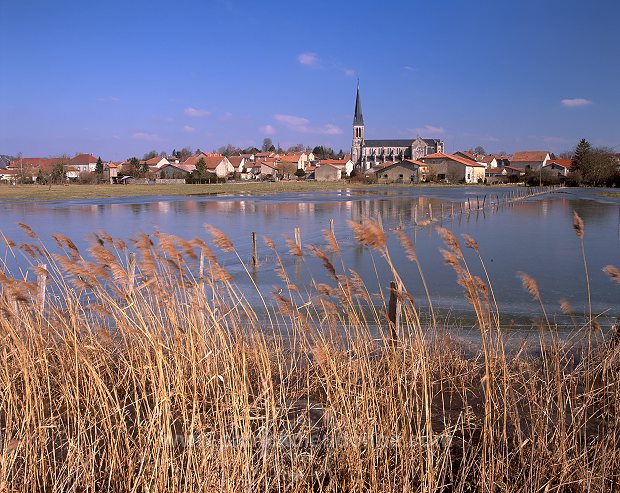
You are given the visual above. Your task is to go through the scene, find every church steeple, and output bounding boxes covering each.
[353,83,364,125]
[351,82,365,169]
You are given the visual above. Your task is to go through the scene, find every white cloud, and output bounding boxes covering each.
[132,132,160,142]
[183,125,196,133]
[298,52,318,66]
[403,65,414,72]
[274,114,342,135]
[184,107,211,117]
[274,114,309,126]
[561,98,592,107]
[409,125,445,135]
[343,68,355,77]
[260,124,276,136]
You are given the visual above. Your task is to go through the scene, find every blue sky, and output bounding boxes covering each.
[1,0,619,160]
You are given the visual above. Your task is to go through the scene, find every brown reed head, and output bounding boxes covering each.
[285,237,303,257]
[573,211,584,240]
[347,219,386,251]
[204,224,234,252]
[517,272,541,300]
[461,233,479,252]
[603,265,620,286]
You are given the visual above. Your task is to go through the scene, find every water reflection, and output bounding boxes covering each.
[1,187,619,324]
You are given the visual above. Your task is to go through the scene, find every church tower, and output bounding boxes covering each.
[351,83,364,169]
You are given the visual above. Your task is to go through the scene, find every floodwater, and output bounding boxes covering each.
[1,186,619,329]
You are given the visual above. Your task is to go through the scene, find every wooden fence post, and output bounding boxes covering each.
[251,232,258,266]
[37,264,47,316]
[387,281,401,346]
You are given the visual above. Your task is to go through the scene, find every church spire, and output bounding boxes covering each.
[353,82,364,126]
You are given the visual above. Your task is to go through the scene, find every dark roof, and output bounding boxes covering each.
[364,139,415,147]
[375,160,421,173]
[353,85,364,126]
[422,138,441,145]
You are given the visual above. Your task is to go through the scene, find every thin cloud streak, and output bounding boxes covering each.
[561,98,592,107]
[298,52,318,66]
[132,132,160,142]
[184,107,211,117]
[273,114,342,135]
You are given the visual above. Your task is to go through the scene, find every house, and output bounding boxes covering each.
[155,163,192,179]
[144,156,170,169]
[542,159,572,177]
[317,157,354,177]
[279,153,307,170]
[0,169,18,184]
[375,160,422,183]
[105,162,120,183]
[420,152,486,183]
[240,153,255,162]
[315,163,342,181]
[227,156,246,174]
[181,155,234,178]
[64,166,81,181]
[454,151,483,163]
[69,154,99,173]
[260,160,279,178]
[510,151,551,171]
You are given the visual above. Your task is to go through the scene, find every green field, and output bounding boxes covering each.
[0,181,380,201]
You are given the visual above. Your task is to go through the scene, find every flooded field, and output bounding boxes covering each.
[1,186,619,328]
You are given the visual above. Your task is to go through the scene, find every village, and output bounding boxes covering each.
[0,147,577,187]
[0,87,612,188]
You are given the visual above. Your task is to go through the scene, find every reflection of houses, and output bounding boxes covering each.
[375,160,422,183]
[350,85,443,170]
[420,152,486,183]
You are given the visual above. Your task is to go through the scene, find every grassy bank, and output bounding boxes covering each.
[0,218,618,491]
[0,182,380,202]
[600,191,620,199]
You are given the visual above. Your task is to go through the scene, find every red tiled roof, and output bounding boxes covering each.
[511,151,549,162]
[228,156,244,166]
[280,155,302,163]
[457,150,478,161]
[145,157,166,165]
[70,154,98,164]
[545,158,571,169]
[421,152,485,167]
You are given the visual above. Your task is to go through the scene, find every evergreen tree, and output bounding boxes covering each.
[196,157,207,175]
[571,138,591,172]
[95,157,103,175]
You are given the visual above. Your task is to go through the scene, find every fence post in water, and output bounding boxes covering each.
[37,264,47,316]
[451,202,454,217]
[414,205,418,225]
[377,214,383,231]
[441,203,444,219]
[482,195,486,208]
[251,232,258,266]
[476,196,480,209]
[329,218,334,234]
[468,198,472,212]
[387,280,400,346]
[128,253,136,295]
[294,227,301,248]
[428,203,433,221]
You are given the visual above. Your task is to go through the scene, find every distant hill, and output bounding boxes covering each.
[0,155,15,169]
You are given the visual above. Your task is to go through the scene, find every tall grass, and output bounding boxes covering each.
[0,217,618,492]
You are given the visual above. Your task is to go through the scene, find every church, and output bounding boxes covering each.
[351,85,444,171]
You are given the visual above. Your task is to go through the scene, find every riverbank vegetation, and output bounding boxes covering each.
[0,217,618,491]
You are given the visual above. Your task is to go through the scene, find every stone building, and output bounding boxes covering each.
[351,85,444,171]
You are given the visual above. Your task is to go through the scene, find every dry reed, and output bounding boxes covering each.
[0,220,617,492]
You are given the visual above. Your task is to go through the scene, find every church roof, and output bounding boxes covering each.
[364,139,415,147]
[353,85,364,126]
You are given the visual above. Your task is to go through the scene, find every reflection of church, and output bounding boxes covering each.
[351,85,444,171]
